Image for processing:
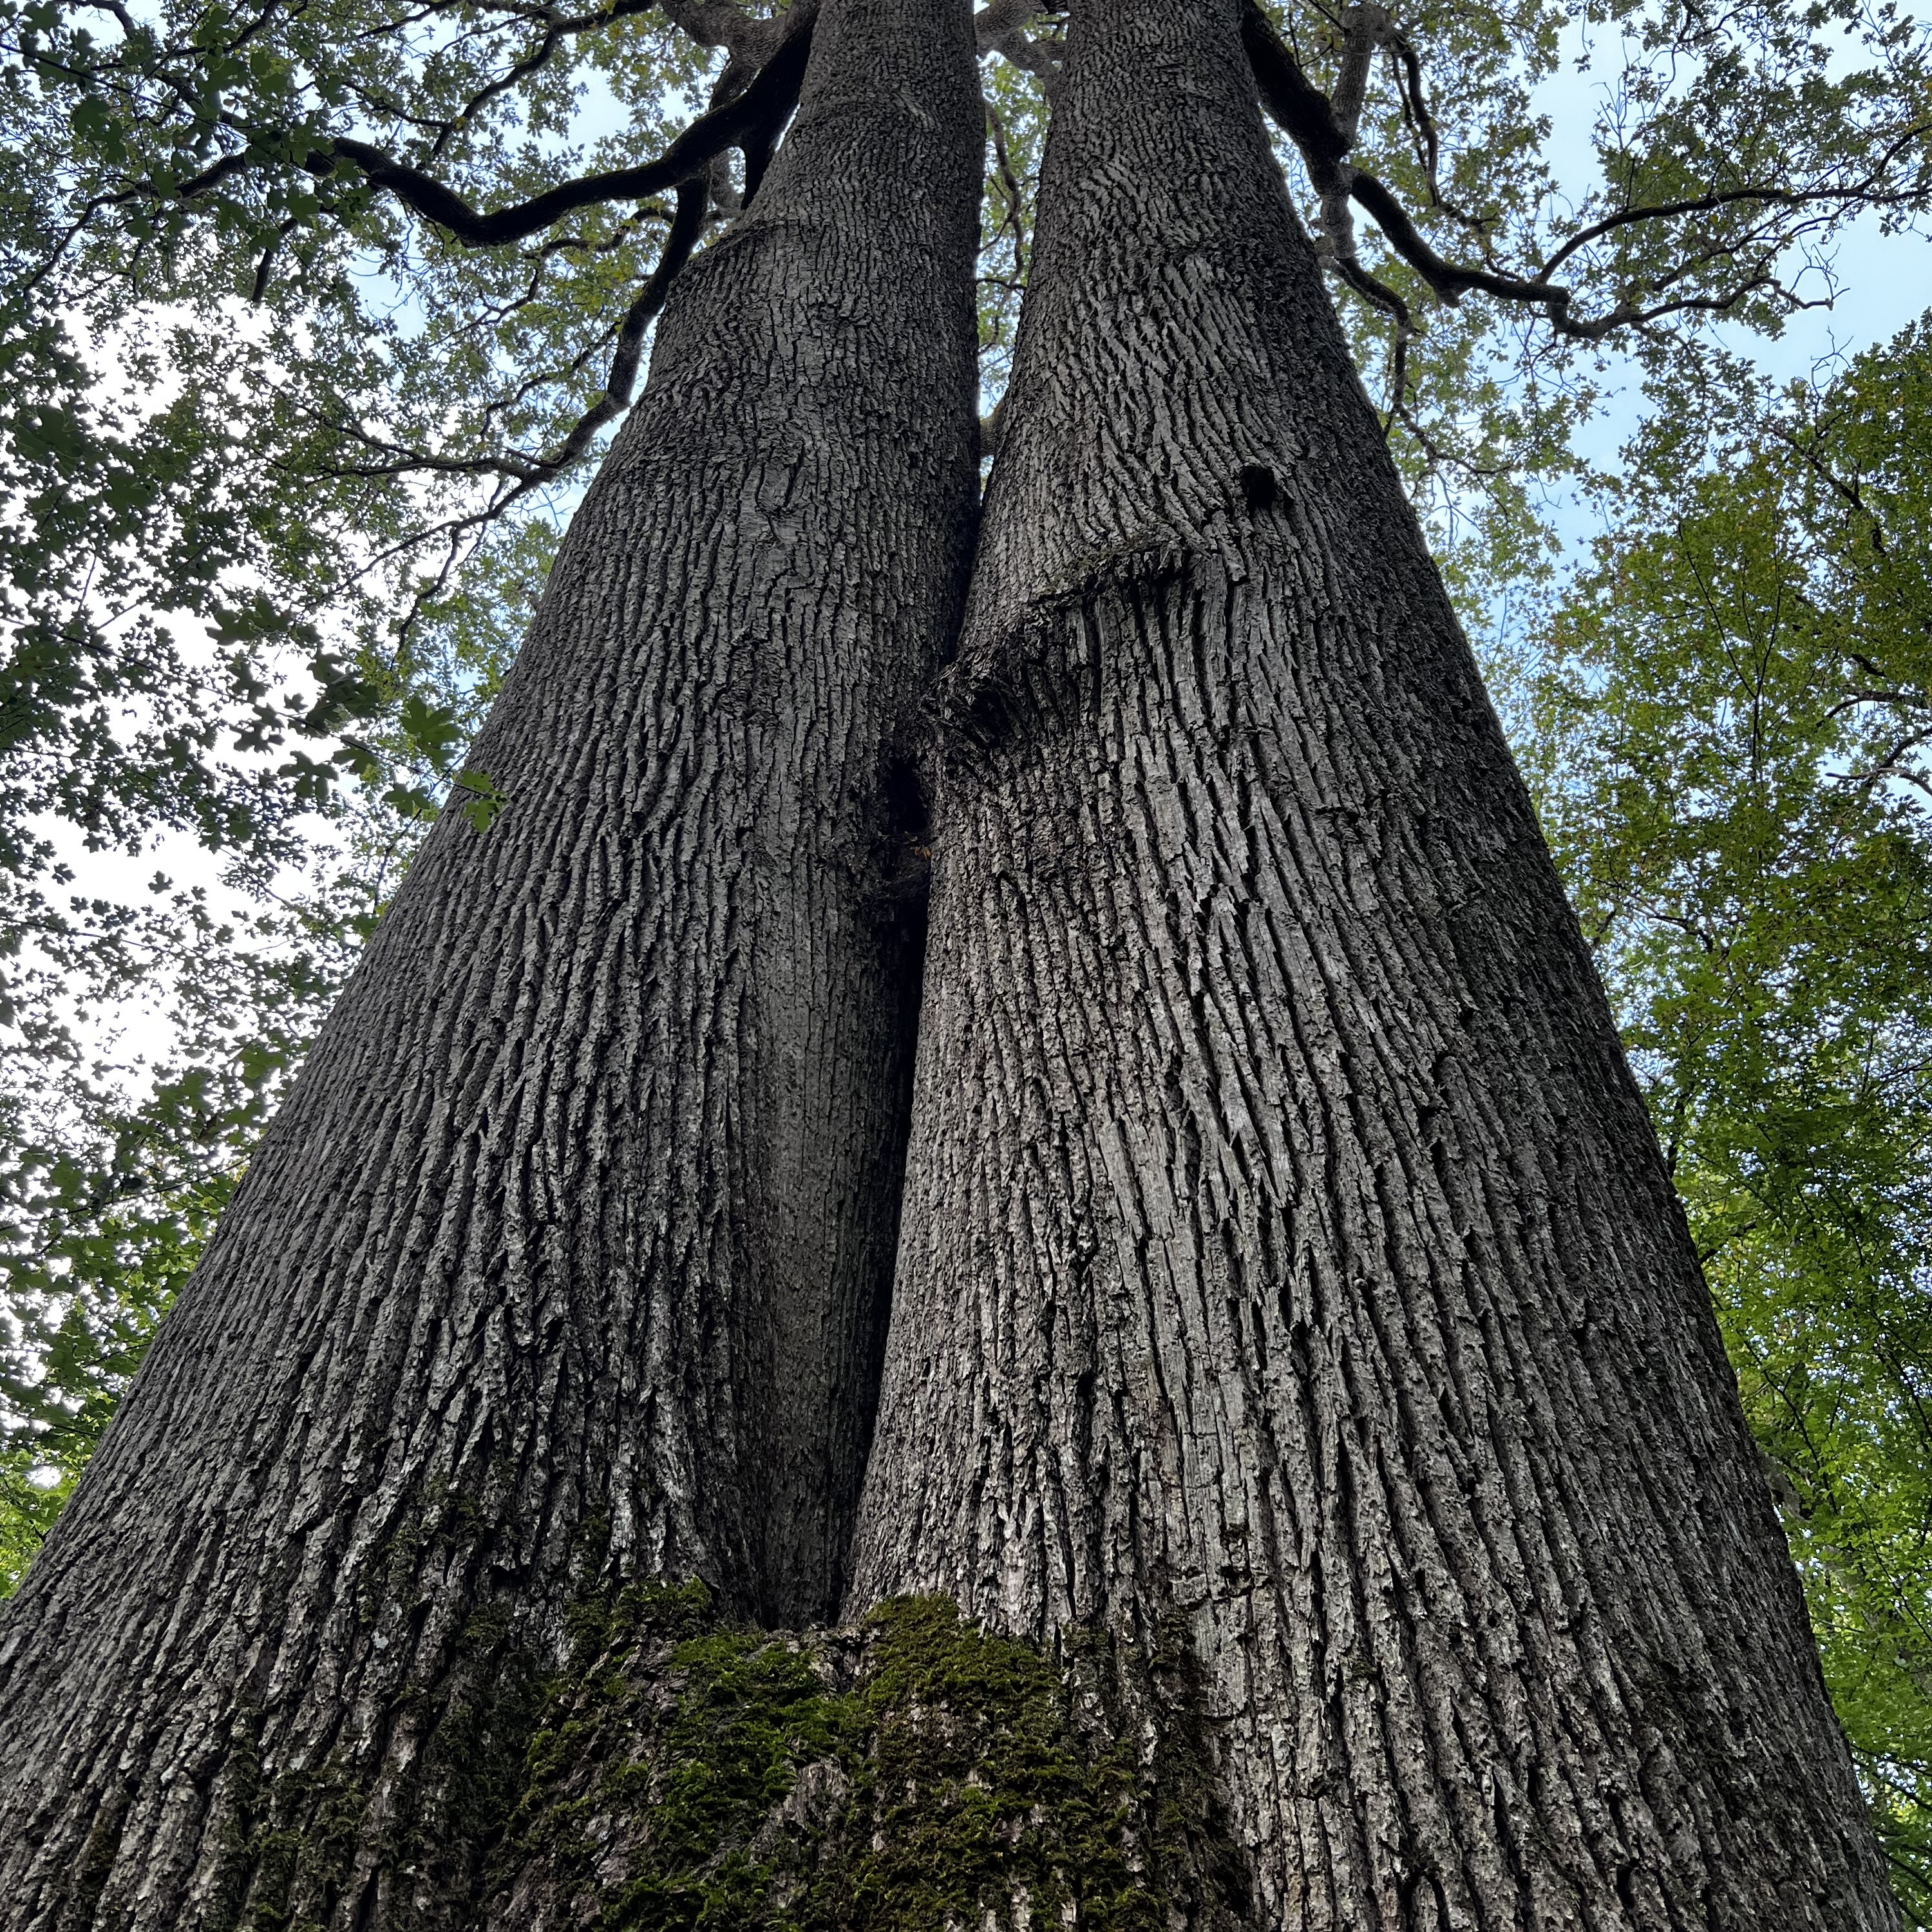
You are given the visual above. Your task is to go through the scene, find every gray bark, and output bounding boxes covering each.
[0,0,981,1920]
[847,0,1899,1924]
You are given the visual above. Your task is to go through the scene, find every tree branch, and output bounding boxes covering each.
[1385,27,1439,200]
[1239,0,1408,388]
[1532,126,1932,285]
[985,93,1030,276]
[421,1,663,162]
[170,0,816,249]
[524,175,708,477]
[1240,0,1932,347]
[659,0,790,64]
[974,0,1061,90]
[1328,3,1390,151]
[306,158,706,492]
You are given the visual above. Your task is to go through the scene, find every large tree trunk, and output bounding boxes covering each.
[0,0,981,1920]
[847,0,1897,1924]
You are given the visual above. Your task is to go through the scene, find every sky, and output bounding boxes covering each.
[1528,8,1932,482]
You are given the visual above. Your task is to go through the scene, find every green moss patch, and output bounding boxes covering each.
[490,1587,1249,1931]
[184,1578,1246,1931]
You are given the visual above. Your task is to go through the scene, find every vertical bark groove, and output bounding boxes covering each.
[849,0,1897,1924]
[0,0,981,1922]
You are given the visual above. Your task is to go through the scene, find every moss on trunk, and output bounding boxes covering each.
[488,1586,1250,1930]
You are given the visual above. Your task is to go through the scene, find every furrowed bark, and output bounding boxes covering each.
[848,0,1898,1923]
[0,0,981,1922]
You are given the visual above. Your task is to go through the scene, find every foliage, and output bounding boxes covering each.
[1516,315,1932,1917]
[0,873,353,1590]
[1257,0,1932,598]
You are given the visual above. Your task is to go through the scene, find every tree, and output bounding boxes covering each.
[1,0,1928,1922]
[0,0,983,1914]
[849,0,1897,1920]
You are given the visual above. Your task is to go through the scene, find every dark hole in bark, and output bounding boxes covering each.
[878,744,931,858]
[1238,462,1280,511]
[871,741,934,949]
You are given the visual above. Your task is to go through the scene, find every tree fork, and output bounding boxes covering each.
[848,0,1899,1923]
[0,0,982,1920]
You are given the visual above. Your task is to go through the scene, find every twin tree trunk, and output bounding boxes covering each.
[848,0,1897,1924]
[0,0,1897,1926]
[0,0,980,1918]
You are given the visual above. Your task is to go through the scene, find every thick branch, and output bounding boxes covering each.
[1240,0,1931,346]
[1240,0,1399,354]
[1329,3,1390,150]
[659,0,790,62]
[1239,3,1348,168]
[974,0,1061,88]
[175,1,815,249]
